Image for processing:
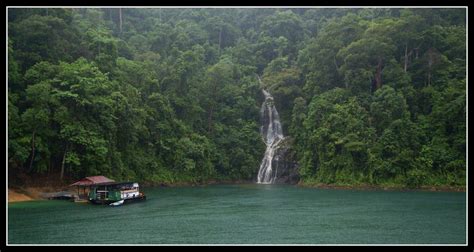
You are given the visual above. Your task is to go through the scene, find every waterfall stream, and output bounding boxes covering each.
[257,84,284,184]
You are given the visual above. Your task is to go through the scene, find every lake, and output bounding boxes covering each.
[8,184,466,244]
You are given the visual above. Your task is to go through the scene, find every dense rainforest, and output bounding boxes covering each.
[7,8,466,188]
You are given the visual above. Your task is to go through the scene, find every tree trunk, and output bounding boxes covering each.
[427,49,433,86]
[428,51,432,86]
[119,8,123,35]
[218,26,223,56]
[370,76,375,92]
[208,105,214,135]
[374,57,383,90]
[404,43,408,72]
[60,145,68,180]
[28,130,36,172]
[208,81,218,135]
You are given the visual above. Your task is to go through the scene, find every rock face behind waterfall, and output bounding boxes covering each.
[271,137,300,184]
[257,88,299,184]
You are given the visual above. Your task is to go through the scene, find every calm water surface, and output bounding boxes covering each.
[8,184,466,244]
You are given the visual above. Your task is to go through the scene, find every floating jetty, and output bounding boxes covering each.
[41,191,75,200]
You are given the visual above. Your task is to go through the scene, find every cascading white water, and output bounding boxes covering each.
[257,87,284,184]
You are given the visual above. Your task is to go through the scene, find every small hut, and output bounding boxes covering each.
[70,176,115,202]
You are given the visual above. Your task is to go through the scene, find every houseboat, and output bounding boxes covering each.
[88,182,146,205]
[70,176,146,205]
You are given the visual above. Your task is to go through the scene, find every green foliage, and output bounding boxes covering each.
[405,168,428,188]
[370,86,409,134]
[8,8,465,189]
[9,12,81,71]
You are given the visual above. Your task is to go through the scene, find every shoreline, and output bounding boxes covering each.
[297,182,466,192]
[8,185,71,203]
[140,179,255,187]
[8,180,465,203]
[8,189,35,202]
[142,180,467,192]
[132,180,467,193]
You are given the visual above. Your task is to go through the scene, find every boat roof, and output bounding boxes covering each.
[89,181,138,187]
[69,176,115,186]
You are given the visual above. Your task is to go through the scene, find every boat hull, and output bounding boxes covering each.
[89,195,146,205]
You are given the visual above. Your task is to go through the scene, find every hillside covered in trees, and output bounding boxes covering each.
[8,8,466,188]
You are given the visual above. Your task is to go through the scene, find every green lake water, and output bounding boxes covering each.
[8,184,466,244]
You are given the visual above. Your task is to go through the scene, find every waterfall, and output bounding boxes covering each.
[257,85,284,184]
